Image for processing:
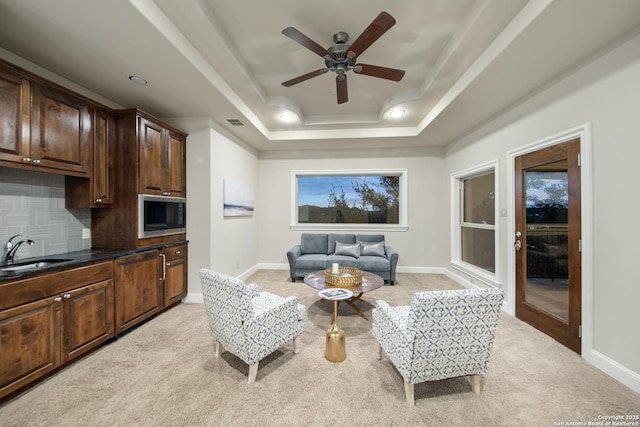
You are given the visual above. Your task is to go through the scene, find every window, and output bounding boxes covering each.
[291,169,408,230]
[451,161,499,284]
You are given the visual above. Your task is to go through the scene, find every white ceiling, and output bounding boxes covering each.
[1,0,639,153]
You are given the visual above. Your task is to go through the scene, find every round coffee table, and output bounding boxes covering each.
[304,270,384,320]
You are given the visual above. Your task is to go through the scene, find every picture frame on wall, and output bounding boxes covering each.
[223,179,254,217]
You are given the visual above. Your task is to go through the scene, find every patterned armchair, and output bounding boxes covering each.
[372,288,504,405]
[199,269,307,384]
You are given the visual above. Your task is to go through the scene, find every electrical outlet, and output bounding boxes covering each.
[82,228,91,239]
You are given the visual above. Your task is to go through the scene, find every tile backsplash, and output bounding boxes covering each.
[0,167,91,261]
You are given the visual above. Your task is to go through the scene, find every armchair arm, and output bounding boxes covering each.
[372,300,414,382]
[243,295,306,365]
[385,246,399,282]
[373,300,411,341]
[286,245,302,280]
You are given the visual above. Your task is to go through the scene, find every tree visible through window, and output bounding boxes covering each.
[297,174,400,224]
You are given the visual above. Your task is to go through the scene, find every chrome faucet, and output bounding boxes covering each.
[3,234,36,263]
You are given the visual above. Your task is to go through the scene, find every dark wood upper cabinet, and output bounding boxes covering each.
[0,60,92,177]
[0,66,30,163]
[138,116,186,197]
[30,83,92,175]
[65,107,115,208]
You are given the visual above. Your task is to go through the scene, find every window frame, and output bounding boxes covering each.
[450,160,501,286]
[291,168,408,231]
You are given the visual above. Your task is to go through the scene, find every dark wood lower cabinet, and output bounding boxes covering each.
[0,296,60,398]
[0,262,114,400]
[61,279,114,363]
[163,244,188,307]
[114,250,163,335]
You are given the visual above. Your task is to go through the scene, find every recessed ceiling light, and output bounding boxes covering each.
[389,109,406,118]
[128,75,148,85]
[279,112,297,122]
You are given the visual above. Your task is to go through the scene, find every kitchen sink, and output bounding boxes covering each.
[0,258,72,274]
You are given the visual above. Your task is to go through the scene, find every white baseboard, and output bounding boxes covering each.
[183,293,203,304]
[585,349,640,394]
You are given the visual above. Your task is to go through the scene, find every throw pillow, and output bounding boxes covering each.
[360,241,385,257]
[334,241,361,258]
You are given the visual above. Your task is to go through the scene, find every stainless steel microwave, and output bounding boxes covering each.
[138,194,186,238]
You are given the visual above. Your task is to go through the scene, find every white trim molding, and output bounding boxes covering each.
[506,123,593,356]
[290,168,409,231]
[450,159,501,288]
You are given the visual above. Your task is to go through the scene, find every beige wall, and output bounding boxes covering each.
[256,149,448,271]
[443,32,640,381]
[175,118,259,297]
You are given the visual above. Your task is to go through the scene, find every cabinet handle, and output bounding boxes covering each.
[32,159,41,165]
[166,262,171,267]
[22,157,32,163]
[160,253,166,281]
[54,296,62,302]
[176,251,181,255]
[163,192,171,196]
[95,199,102,204]
[63,294,71,299]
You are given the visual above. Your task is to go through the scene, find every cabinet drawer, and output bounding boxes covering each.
[165,244,187,261]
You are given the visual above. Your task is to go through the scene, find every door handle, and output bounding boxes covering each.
[514,240,522,251]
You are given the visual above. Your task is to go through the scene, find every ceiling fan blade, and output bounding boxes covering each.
[282,69,328,87]
[348,11,396,58]
[282,27,331,58]
[336,75,348,104]
[354,63,405,81]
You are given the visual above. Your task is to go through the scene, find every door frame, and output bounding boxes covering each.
[506,123,593,356]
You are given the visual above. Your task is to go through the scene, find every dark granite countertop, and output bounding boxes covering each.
[0,248,138,281]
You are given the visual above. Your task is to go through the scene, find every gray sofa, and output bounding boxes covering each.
[286,233,399,285]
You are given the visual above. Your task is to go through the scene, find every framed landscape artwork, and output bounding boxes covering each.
[223,179,254,217]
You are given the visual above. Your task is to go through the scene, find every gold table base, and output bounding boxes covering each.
[325,300,346,363]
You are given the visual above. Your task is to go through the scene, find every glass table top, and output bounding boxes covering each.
[303,270,384,294]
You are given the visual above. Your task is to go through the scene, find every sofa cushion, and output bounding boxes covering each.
[335,241,361,258]
[357,256,391,272]
[301,233,329,255]
[357,234,385,243]
[296,254,329,270]
[328,233,356,253]
[361,241,386,257]
[326,255,358,268]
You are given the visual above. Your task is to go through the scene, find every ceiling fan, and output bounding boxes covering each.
[281,11,405,104]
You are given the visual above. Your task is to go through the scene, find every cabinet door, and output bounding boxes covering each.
[138,117,166,195]
[0,67,30,164]
[61,279,114,364]
[30,83,91,175]
[114,250,162,335]
[166,131,186,197]
[0,296,61,398]
[164,245,187,307]
[91,108,115,206]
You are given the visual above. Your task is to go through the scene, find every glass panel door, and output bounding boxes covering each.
[524,165,569,321]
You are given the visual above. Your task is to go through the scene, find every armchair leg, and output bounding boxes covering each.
[248,362,259,384]
[214,341,223,358]
[374,342,383,360]
[470,375,481,395]
[293,336,300,354]
[404,380,415,405]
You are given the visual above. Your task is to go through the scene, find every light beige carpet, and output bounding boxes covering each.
[1,271,638,426]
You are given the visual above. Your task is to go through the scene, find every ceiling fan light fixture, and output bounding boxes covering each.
[389,109,406,118]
